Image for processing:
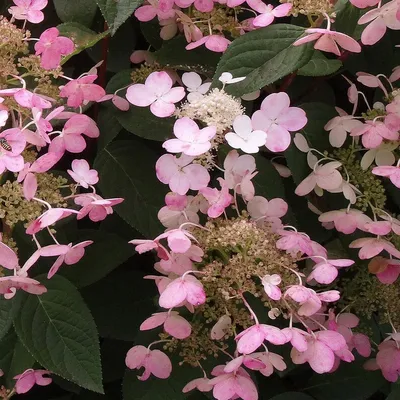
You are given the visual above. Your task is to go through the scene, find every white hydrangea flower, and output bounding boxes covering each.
[182,72,211,103]
[225,115,267,154]
[219,72,246,86]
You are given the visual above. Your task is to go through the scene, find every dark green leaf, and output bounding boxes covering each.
[95,140,167,238]
[213,24,314,96]
[60,229,133,288]
[387,385,400,400]
[14,275,103,393]
[140,20,163,49]
[298,51,342,77]
[334,1,361,37]
[0,297,14,341]
[155,36,220,77]
[268,393,315,400]
[53,0,97,26]
[58,23,109,63]
[82,268,156,341]
[96,105,122,151]
[96,0,143,35]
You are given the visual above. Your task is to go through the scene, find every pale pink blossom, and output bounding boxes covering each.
[225,115,267,154]
[26,208,79,235]
[349,237,400,259]
[158,194,200,229]
[14,369,52,394]
[97,94,130,111]
[75,194,124,222]
[163,117,216,156]
[157,228,195,253]
[159,274,206,308]
[369,339,400,382]
[181,72,211,103]
[186,35,231,53]
[211,315,232,340]
[359,1,400,46]
[261,274,282,300]
[156,154,210,195]
[351,120,399,149]
[251,3,292,27]
[157,245,203,275]
[350,0,379,8]
[175,11,203,44]
[125,345,172,381]
[60,75,106,108]
[182,377,213,394]
[247,196,288,231]
[307,258,354,284]
[126,71,185,118]
[134,0,175,22]
[293,28,361,56]
[295,161,343,196]
[200,178,233,218]
[208,365,258,400]
[361,141,397,170]
[175,0,214,11]
[47,241,93,279]
[9,0,48,23]
[67,159,98,188]
[34,28,74,70]
[318,209,372,234]
[372,165,400,188]
[252,92,307,152]
[224,355,266,373]
[0,128,26,174]
[140,311,191,339]
[282,327,309,352]
[276,230,313,257]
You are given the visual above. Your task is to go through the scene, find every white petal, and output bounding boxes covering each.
[307,152,318,169]
[293,133,309,152]
[233,115,253,136]
[360,149,376,170]
[375,149,395,166]
[182,72,202,90]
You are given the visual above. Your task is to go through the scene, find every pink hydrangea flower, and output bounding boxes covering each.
[49,114,99,155]
[159,274,206,308]
[60,75,106,108]
[251,352,287,377]
[358,1,400,46]
[351,120,399,149]
[182,377,213,394]
[75,194,124,222]
[14,369,52,394]
[307,259,354,284]
[0,128,26,174]
[175,0,214,12]
[186,35,231,52]
[375,258,400,284]
[125,345,172,381]
[163,117,216,156]
[157,228,195,253]
[200,178,233,218]
[0,276,47,298]
[208,365,258,400]
[223,355,266,373]
[282,327,309,352]
[126,71,185,118]
[366,339,400,382]
[295,161,343,196]
[235,323,287,354]
[211,315,232,340]
[97,94,130,111]
[350,0,379,8]
[134,0,175,22]
[156,154,210,195]
[225,115,267,154]
[140,311,192,339]
[34,28,74,70]
[318,209,372,234]
[8,0,48,23]
[251,3,292,28]
[372,165,400,188]
[26,208,79,235]
[349,237,400,259]
[276,230,313,257]
[67,159,99,188]
[251,92,307,152]
[293,27,361,56]
[261,274,282,300]
[158,194,200,229]
[247,196,288,231]
[181,72,211,103]
[47,241,93,279]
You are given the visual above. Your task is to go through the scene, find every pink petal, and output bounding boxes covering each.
[0,242,18,270]
[308,341,335,373]
[140,313,168,331]
[265,124,291,152]
[126,84,157,107]
[147,350,172,379]
[125,345,148,369]
[164,314,192,339]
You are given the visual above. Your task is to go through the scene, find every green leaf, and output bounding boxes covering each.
[387,385,400,400]
[60,229,133,288]
[95,140,167,238]
[253,154,285,199]
[212,24,314,96]
[57,23,109,63]
[140,21,163,49]
[96,0,143,35]
[298,51,342,77]
[0,328,35,387]
[53,0,97,26]
[0,297,14,341]
[14,275,103,393]
[335,1,361,37]
[82,269,157,341]
[268,393,315,400]
[303,361,387,400]
[154,36,220,77]
[96,105,122,151]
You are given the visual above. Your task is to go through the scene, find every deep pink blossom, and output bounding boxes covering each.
[163,117,216,156]
[0,276,47,298]
[126,71,185,118]
[156,154,210,195]
[14,369,52,394]
[157,228,195,253]
[134,0,175,22]
[9,0,48,23]
[35,28,74,70]
[307,259,354,284]
[367,339,400,382]
[26,208,79,235]
[60,75,106,108]
[186,35,231,52]
[200,178,233,218]
[351,120,399,149]
[223,355,266,373]
[376,259,400,284]
[252,92,307,152]
[0,128,26,174]
[75,194,124,222]
[67,159,98,188]
[282,327,308,352]
[350,0,379,8]
[372,165,400,188]
[125,345,172,381]
[140,311,192,339]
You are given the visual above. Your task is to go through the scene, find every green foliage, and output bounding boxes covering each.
[213,24,314,96]
[268,394,315,400]
[298,51,342,77]
[95,0,143,34]
[53,0,98,26]
[96,105,123,151]
[0,297,15,342]
[95,139,167,238]
[13,276,103,393]
[334,0,360,37]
